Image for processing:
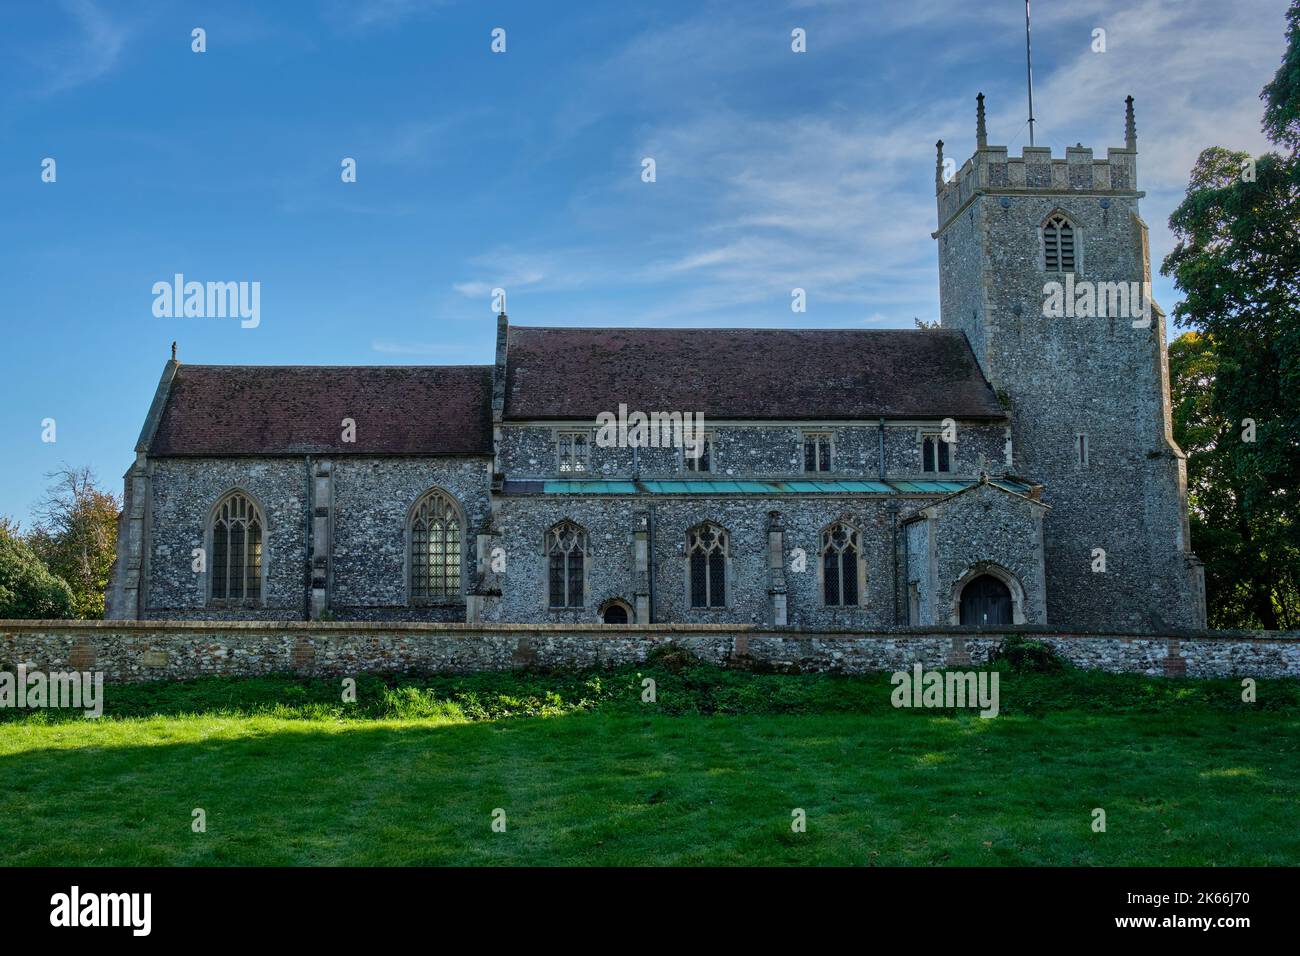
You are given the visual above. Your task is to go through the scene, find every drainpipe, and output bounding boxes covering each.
[900,513,909,625]
[883,418,897,621]
[878,417,886,480]
[646,502,656,623]
[304,455,313,621]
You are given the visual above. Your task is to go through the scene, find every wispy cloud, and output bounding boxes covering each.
[324,0,447,32]
[35,0,127,96]
[452,0,1289,329]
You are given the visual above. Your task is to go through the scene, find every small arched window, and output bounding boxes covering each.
[210,491,263,604]
[410,488,463,602]
[547,521,587,608]
[1043,213,1076,272]
[688,523,728,609]
[821,522,861,607]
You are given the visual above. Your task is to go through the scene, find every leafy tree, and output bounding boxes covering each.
[28,467,121,620]
[0,518,76,619]
[1169,333,1299,628]
[1262,1,1300,152]
[1161,3,1300,628]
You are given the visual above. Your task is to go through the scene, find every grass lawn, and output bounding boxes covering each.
[1,650,1297,866]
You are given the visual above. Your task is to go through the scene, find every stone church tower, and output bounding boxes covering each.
[934,94,1206,629]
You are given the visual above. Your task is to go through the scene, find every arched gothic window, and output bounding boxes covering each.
[547,521,587,608]
[688,523,728,609]
[1042,213,1076,271]
[821,522,860,607]
[209,491,263,604]
[409,489,463,602]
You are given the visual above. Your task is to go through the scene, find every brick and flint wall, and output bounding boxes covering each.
[3,621,1297,683]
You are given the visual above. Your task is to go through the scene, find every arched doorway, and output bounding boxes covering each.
[959,574,1013,627]
[601,600,631,624]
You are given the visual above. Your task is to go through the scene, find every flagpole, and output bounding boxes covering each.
[1025,0,1036,146]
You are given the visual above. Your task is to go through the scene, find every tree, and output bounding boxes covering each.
[28,467,121,620]
[0,518,76,619]
[1262,1,1300,152]
[1160,3,1300,628]
[1169,333,1299,628]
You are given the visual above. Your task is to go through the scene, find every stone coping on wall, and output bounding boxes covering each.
[2,619,1297,643]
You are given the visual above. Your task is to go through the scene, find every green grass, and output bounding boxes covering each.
[1,654,1297,865]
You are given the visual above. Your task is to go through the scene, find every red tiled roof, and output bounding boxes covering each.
[148,365,493,456]
[503,326,1006,421]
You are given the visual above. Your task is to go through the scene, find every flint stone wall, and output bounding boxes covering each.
[498,422,1007,481]
[2,622,1297,683]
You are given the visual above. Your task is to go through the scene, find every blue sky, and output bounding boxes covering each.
[0,0,1289,526]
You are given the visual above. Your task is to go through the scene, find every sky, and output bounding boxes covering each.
[0,0,1290,527]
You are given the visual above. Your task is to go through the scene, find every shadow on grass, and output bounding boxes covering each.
[1,700,1298,866]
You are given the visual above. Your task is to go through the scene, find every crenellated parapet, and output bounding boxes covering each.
[935,95,1141,232]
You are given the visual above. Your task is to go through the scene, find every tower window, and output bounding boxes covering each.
[1043,214,1076,272]
[1075,432,1090,468]
[803,432,833,472]
[921,435,952,473]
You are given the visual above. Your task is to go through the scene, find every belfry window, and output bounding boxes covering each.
[209,491,263,604]
[547,521,587,608]
[821,522,861,607]
[409,488,463,602]
[688,523,728,609]
[1043,214,1076,272]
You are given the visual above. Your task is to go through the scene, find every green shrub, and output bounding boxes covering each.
[644,643,702,673]
[0,530,75,619]
[990,635,1070,673]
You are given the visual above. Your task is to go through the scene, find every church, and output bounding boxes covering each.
[105,95,1207,632]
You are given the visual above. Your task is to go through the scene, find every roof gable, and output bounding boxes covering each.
[903,475,1049,523]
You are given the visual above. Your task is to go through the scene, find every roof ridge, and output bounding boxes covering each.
[178,364,493,371]
[511,325,954,334]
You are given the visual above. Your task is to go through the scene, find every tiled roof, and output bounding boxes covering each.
[502,326,1006,421]
[148,365,493,456]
